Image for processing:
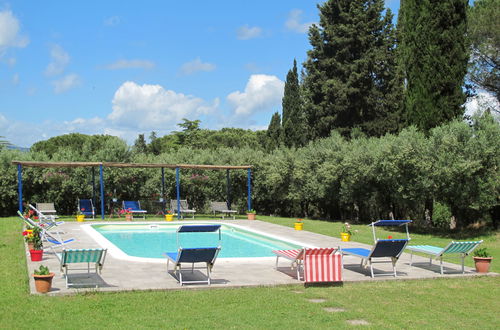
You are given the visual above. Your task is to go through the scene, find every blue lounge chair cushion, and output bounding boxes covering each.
[167,247,219,263]
[342,248,370,258]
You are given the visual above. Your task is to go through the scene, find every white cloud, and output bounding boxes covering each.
[227,74,284,116]
[104,16,120,26]
[52,73,81,93]
[45,44,70,76]
[106,59,155,70]
[285,9,313,33]
[180,57,216,75]
[237,25,262,40]
[0,10,29,55]
[108,81,218,129]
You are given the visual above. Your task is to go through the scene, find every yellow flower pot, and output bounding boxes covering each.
[76,215,85,222]
[340,232,351,242]
[165,214,174,221]
[294,222,303,231]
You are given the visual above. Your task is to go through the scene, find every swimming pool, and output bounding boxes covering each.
[89,223,302,259]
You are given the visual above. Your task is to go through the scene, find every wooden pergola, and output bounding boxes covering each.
[12,161,253,220]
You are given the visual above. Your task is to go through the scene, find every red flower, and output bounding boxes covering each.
[388,235,393,239]
[22,231,28,236]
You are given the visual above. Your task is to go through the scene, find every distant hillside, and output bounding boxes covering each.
[6,145,30,152]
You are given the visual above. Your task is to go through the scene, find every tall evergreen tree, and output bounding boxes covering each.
[266,112,282,151]
[282,59,307,147]
[133,134,148,154]
[302,0,400,139]
[399,0,469,131]
[467,0,500,102]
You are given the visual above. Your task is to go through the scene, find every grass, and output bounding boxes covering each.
[2,216,499,329]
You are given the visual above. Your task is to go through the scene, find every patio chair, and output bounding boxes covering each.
[78,199,95,219]
[170,199,196,219]
[35,202,58,217]
[57,248,107,288]
[342,239,409,278]
[29,204,64,228]
[165,247,221,285]
[122,200,147,220]
[210,201,237,220]
[164,224,222,285]
[273,247,342,283]
[17,211,75,251]
[406,241,483,274]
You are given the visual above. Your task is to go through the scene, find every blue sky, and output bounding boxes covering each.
[1,1,403,147]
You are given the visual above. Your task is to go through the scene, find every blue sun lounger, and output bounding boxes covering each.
[407,241,483,274]
[341,220,412,278]
[164,225,222,285]
[123,200,147,219]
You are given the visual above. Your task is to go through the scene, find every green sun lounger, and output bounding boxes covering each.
[58,248,107,288]
[406,241,483,274]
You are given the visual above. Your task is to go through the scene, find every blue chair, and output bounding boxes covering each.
[164,224,222,285]
[165,247,221,285]
[342,239,409,278]
[78,199,95,219]
[122,201,147,219]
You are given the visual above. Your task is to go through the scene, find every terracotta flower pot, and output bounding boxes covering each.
[125,214,133,221]
[30,249,43,262]
[33,273,55,293]
[473,257,493,273]
[247,213,256,220]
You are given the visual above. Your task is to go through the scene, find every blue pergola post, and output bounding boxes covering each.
[161,167,165,212]
[247,168,252,211]
[176,167,181,220]
[226,169,231,209]
[99,164,105,219]
[17,164,23,213]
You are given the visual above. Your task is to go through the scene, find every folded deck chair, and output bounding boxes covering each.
[122,200,147,219]
[342,239,409,278]
[165,247,221,285]
[210,201,237,220]
[78,199,95,219]
[407,241,483,274]
[273,248,342,283]
[57,248,107,288]
[170,199,196,219]
[17,211,75,251]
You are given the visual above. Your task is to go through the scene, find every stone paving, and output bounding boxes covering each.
[26,219,495,295]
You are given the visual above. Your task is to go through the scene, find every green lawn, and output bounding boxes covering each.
[1,216,499,329]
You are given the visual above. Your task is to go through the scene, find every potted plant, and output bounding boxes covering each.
[119,208,133,221]
[27,227,43,261]
[473,248,493,273]
[76,208,85,222]
[340,222,354,242]
[246,209,256,220]
[294,218,304,231]
[33,265,55,293]
[165,210,174,221]
[22,229,34,250]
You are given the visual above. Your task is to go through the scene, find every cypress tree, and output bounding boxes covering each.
[399,0,469,131]
[302,0,400,139]
[282,59,307,147]
[266,112,282,151]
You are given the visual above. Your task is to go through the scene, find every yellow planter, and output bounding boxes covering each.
[76,215,85,222]
[294,222,303,231]
[165,214,174,221]
[340,232,351,242]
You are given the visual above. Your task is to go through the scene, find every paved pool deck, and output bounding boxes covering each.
[26,219,497,295]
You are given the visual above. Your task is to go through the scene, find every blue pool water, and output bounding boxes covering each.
[92,224,301,259]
